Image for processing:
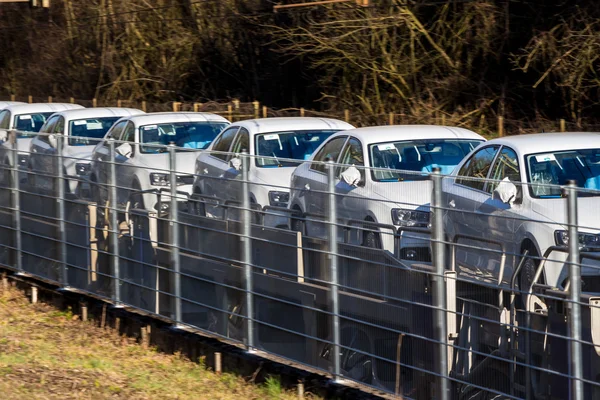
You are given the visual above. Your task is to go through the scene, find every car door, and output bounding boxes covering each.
[223,127,249,203]
[302,135,348,237]
[115,122,137,205]
[198,126,239,203]
[480,146,522,283]
[92,120,127,197]
[335,137,366,225]
[444,145,500,279]
[29,115,59,192]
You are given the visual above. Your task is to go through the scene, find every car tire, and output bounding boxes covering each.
[189,193,206,217]
[518,248,541,309]
[363,230,381,249]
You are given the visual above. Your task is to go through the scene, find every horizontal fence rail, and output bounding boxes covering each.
[0,131,599,399]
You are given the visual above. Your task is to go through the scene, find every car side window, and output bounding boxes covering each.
[486,147,520,195]
[40,116,59,134]
[120,122,136,143]
[310,136,348,174]
[53,117,65,134]
[456,145,500,191]
[230,128,249,156]
[211,127,239,161]
[337,137,365,182]
[106,121,127,141]
[0,110,10,129]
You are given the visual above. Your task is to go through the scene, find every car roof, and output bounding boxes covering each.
[125,112,230,126]
[51,107,144,121]
[327,125,485,144]
[231,117,355,134]
[0,101,25,109]
[486,132,600,154]
[3,103,84,114]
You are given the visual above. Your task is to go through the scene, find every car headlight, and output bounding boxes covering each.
[150,173,169,187]
[391,208,431,228]
[17,154,29,167]
[75,163,91,176]
[555,230,600,248]
[268,191,290,207]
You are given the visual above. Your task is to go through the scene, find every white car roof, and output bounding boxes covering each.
[126,112,230,127]
[486,132,600,154]
[3,103,84,114]
[51,107,144,122]
[231,117,355,134]
[0,101,25,109]
[328,125,485,144]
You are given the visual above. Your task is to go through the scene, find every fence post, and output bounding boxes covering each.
[560,119,566,133]
[70,97,75,104]
[10,94,15,102]
[497,116,504,137]
[327,160,341,381]
[193,103,202,112]
[300,107,305,117]
[28,95,33,104]
[48,96,52,103]
[92,98,97,108]
[228,104,233,121]
[169,144,182,324]
[141,101,147,113]
[389,112,394,125]
[566,180,583,400]
[108,138,121,305]
[241,149,254,351]
[262,105,267,119]
[10,133,22,273]
[56,134,68,287]
[431,167,450,400]
[344,109,350,123]
[253,101,260,119]
[172,102,181,112]
[233,99,240,109]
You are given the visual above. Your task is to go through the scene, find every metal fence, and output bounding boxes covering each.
[0,131,599,399]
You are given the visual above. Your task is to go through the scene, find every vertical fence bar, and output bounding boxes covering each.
[431,167,449,399]
[241,150,254,351]
[560,119,566,133]
[327,160,341,381]
[108,138,121,305]
[56,134,68,286]
[10,133,22,273]
[169,145,182,324]
[566,180,583,400]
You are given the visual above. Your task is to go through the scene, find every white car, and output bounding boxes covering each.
[0,103,84,174]
[28,107,145,197]
[442,132,600,292]
[191,117,354,222]
[289,125,484,261]
[90,112,230,213]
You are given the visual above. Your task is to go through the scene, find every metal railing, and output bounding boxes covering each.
[0,132,599,399]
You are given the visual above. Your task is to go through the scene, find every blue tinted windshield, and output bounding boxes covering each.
[140,122,228,153]
[15,112,55,137]
[255,130,339,167]
[369,139,483,181]
[527,149,600,197]
[68,117,121,146]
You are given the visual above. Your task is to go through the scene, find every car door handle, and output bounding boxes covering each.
[449,199,456,208]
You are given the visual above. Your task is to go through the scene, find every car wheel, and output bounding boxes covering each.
[189,193,206,217]
[363,229,381,249]
[341,328,374,384]
[290,208,304,233]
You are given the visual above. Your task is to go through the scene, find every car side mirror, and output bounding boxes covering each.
[494,178,518,205]
[340,165,363,187]
[115,142,133,158]
[48,134,57,148]
[229,157,242,171]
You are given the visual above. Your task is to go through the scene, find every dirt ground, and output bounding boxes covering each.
[0,284,306,399]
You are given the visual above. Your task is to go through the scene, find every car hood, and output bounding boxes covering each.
[65,145,96,162]
[531,197,600,233]
[253,166,294,191]
[137,150,201,175]
[372,179,433,211]
[17,138,33,153]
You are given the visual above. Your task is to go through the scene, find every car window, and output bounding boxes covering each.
[68,117,121,146]
[106,120,127,141]
[0,110,11,129]
[230,128,249,155]
[14,112,54,136]
[54,117,65,134]
[486,147,520,194]
[456,145,500,191]
[255,129,339,167]
[310,136,348,174]
[40,115,59,134]
[338,137,365,181]
[211,127,239,161]
[120,122,136,143]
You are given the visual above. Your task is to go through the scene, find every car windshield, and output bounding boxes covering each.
[527,149,600,197]
[14,112,55,137]
[68,117,121,146]
[140,122,228,153]
[369,139,483,181]
[255,130,339,167]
